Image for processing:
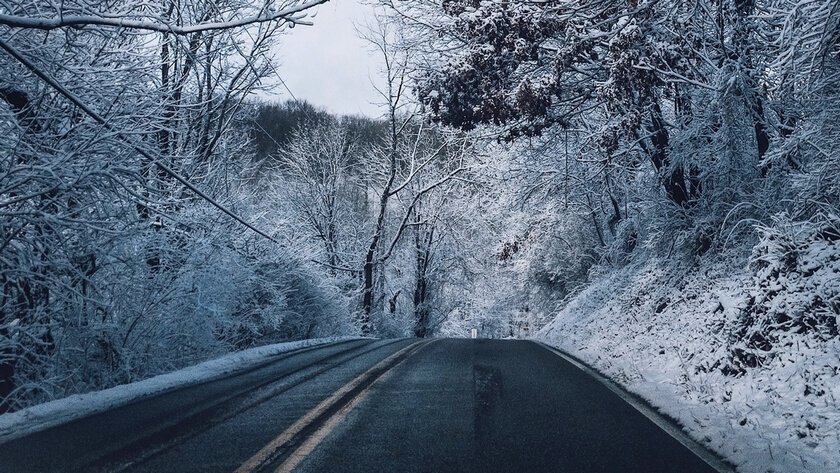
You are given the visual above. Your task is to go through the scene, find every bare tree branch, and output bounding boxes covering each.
[0,0,328,34]
[0,37,279,244]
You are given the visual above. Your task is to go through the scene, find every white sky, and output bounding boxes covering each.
[258,1,384,118]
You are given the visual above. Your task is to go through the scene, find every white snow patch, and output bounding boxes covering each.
[0,337,363,443]
[537,252,840,473]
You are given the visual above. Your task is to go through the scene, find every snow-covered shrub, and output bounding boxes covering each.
[726,213,840,373]
[537,212,601,295]
[268,259,357,341]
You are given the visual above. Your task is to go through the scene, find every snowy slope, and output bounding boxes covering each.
[0,337,362,444]
[537,246,840,473]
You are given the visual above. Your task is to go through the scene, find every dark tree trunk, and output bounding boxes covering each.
[732,0,771,167]
[648,103,697,207]
[413,226,434,338]
[361,173,394,335]
[361,246,375,335]
[360,96,400,335]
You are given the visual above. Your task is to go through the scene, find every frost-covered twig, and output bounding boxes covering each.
[0,0,329,34]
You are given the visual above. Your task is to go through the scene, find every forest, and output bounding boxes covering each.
[0,0,517,413]
[1,2,838,467]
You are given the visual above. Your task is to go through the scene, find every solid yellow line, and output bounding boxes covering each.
[273,377,376,473]
[274,340,432,472]
[233,341,424,473]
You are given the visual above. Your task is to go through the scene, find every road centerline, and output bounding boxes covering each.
[233,340,429,473]
[98,340,402,473]
[273,340,433,473]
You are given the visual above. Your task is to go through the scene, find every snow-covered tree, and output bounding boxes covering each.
[0,0,335,411]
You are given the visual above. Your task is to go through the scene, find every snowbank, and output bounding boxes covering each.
[0,337,362,443]
[537,248,840,473]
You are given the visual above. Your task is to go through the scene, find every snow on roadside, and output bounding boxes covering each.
[0,336,362,444]
[537,251,840,473]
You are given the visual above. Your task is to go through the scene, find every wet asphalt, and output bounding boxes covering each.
[0,339,721,473]
[290,339,718,473]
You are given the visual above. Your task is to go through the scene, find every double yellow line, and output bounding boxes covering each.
[234,340,430,473]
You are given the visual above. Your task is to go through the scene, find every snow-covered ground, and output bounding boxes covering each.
[0,337,362,444]
[537,241,840,473]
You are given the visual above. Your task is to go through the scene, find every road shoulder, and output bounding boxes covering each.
[533,341,737,473]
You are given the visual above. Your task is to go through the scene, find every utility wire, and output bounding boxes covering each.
[0,37,279,244]
[245,24,309,114]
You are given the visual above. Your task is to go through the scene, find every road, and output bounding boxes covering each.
[0,339,731,473]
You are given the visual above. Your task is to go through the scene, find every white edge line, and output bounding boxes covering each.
[533,341,737,473]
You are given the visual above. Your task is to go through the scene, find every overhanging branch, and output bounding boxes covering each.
[0,0,329,35]
[0,37,280,244]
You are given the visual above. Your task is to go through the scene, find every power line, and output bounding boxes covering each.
[265,53,301,104]
[244,22,309,113]
[0,37,279,244]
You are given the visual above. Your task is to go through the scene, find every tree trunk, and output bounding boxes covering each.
[360,160,395,335]
[413,225,434,338]
[732,0,770,166]
[361,245,376,334]
[649,102,696,206]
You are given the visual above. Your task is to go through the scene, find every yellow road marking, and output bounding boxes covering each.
[233,341,426,473]
[273,375,377,473]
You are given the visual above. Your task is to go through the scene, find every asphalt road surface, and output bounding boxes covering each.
[0,339,730,473]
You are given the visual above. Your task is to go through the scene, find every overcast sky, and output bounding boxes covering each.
[258,1,384,118]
